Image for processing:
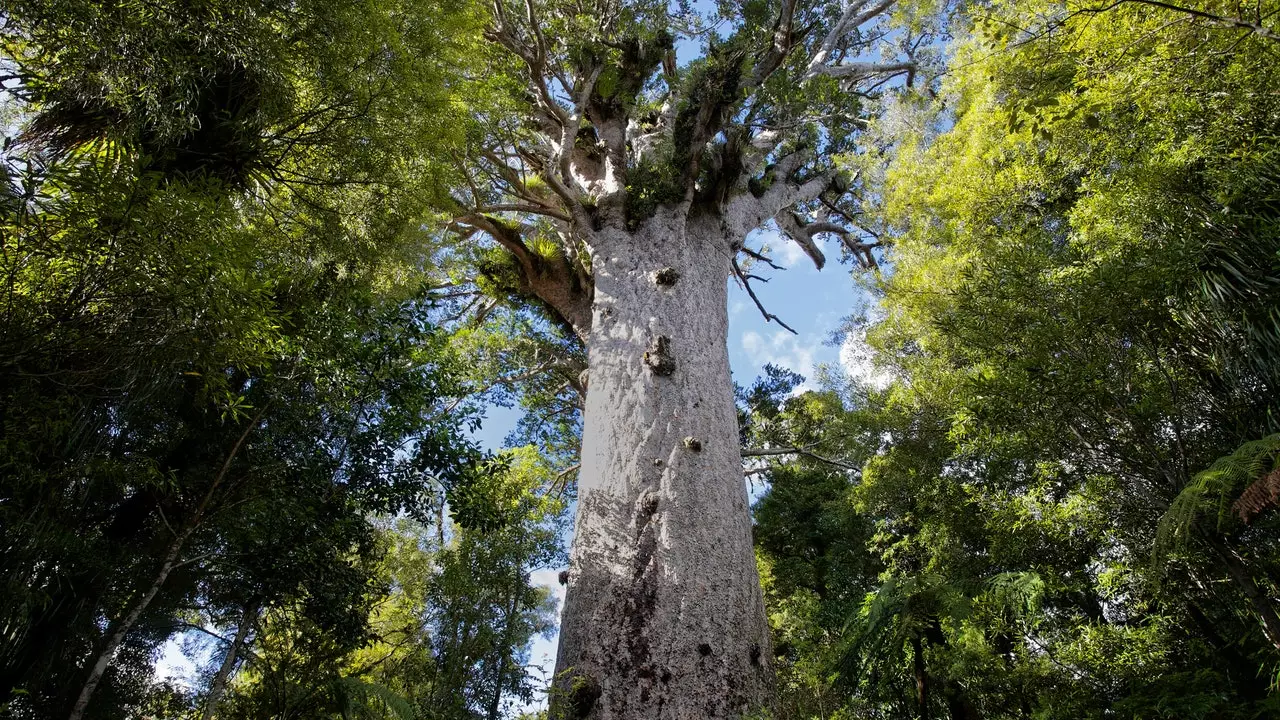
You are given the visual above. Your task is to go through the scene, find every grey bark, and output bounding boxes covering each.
[68,524,192,720]
[201,599,259,720]
[552,209,771,719]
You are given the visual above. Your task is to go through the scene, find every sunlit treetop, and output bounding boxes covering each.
[454,0,947,339]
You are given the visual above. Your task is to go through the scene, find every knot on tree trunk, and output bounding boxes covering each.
[643,335,676,375]
[651,267,680,286]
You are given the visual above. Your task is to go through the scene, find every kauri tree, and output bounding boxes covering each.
[456,0,941,715]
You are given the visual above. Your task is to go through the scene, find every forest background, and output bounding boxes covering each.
[2,0,1279,718]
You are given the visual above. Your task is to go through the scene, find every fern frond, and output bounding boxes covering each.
[986,571,1045,616]
[1153,434,1280,571]
[332,676,415,720]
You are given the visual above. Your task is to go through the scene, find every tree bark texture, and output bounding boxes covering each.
[68,526,191,720]
[553,211,771,719]
[201,599,259,720]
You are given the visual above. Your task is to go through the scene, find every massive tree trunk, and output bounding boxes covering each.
[468,3,908,716]
[553,210,771,718]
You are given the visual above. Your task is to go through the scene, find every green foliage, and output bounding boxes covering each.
[751,0,1280,717]
[222,453,564,720]
[1156,434,1280,563]
[0,0,517,717]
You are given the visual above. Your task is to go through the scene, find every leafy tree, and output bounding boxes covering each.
[0,0,492,717]
[219,449,565,720]
[748,0,1280,716]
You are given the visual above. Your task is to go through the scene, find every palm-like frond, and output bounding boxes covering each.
[1154,434,1280,569]
[332,676,416,720]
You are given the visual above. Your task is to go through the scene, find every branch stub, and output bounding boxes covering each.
[651,267,681,287]
[644,335,676,376]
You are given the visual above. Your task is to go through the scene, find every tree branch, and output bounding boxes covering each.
[804,0,901,79]
[733,258,797,334]
[478,203,573,222]
[739,245,786,270]
[1081,0,1280,41]
[810,60,916,81]
[742,446,861,471]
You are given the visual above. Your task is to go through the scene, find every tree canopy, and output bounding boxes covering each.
[2,0,1280,717]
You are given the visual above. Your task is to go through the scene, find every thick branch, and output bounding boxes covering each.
[458,214,594,340]
[807,0,874,74]
[751,0,803,85]
[732,154,837,237]
[804,0,901,79]
[777,213,879,269]
[810,60,916,81]
[775,212,828,269]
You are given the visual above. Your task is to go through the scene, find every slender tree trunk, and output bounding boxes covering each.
[911,635,928,720]
[68,410,261,720]
[487,567,524,720]
[68,526,192,720]
[922,619,979,720]
[1208,536,1280,652]
[202,599,259,720]
[553,212,771,719]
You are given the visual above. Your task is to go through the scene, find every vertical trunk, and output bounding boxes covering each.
[553,211,771,719]
[923,619,979,720]
[911,635,928,720]
[68,527,192,720]
[1204,533,1280,653]
[202,599,259,720]
[486,567,524,720]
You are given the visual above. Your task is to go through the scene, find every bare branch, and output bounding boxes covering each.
[811,60,916,81]
[739,245,785,270]
[804,0,899,79]
[807,0,873,75]
[1081,0,1280,41]
[777,211,879,270]
[478,203,573,222]
[742,446,861,471]
[733,258,797,334]
[775,212,828,269]
[752,0,803,85]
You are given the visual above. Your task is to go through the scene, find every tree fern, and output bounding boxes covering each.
[332,676,416,720]
[1154,434,1280,568]
[985,571,1045,618]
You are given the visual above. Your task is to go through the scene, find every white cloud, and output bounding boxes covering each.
[741,330,820,392]
[773,236,809,267]
[529,568,567,614]
[749,226,816,271]
[839,325,895,391]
